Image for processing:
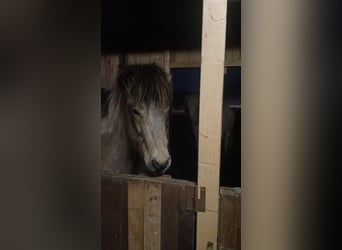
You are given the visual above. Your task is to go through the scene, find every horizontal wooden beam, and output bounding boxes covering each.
[169,48,240,68]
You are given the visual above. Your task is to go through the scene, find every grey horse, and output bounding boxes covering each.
[101,64,172,176]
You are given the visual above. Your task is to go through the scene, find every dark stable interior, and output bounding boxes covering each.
[166,68,241,187]
[102,0,241,187]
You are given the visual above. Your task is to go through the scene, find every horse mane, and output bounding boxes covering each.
[115,63,172,107]
[102,63,171,135]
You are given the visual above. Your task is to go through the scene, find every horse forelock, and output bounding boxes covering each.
[116,64,171,107]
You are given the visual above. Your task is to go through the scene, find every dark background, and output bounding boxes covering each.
[102,0,241,53]
[168,68,241,187]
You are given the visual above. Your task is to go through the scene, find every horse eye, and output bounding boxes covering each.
[132,108,141,117]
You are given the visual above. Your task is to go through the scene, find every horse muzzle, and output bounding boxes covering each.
[147,157,171,176]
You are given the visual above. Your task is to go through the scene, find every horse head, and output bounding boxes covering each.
[118,64,172,176]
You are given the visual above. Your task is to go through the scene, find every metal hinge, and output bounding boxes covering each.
[195,186,206,212]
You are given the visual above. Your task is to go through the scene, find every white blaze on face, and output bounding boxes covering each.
[143,104,170,166]
[131,102,171,173]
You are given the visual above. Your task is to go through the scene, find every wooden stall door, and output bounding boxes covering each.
[102,174,241,250]
[101,174,196,250]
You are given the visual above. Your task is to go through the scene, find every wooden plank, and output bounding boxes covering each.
[102,49,240,75]
[161,183,179,250]
[101,177,128,250]
[170,50,200,68]
[128,179,145,250]
[101,56,107,88]
[125,52,165,69]
[169,49,241,68]
[169,61,202,69]
[224,48,241,67]
[102,173,195,186]
[101,174,200,250]
[164,50,171,74]
[218,188,241,250]
[178,185,196,250]
[144,181,162,250]
[196,0,228,249]
[103,55,120,89]
[186,186,196,211]
[164,50,172,82]
[236,189,241,250]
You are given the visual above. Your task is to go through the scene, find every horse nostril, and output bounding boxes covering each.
[151,160,160,169]
[151,158,171,171]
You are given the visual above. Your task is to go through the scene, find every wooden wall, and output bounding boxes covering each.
[101,174,241,250]
[101,55,120,89]
[101,51,171,89]
[170,49,241,68]
[101,49,241,88]
[218,187,241,250]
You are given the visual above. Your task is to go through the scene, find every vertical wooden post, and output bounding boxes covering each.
[144,182,162,250]
[196,0,228,249]
[128,179,145,250]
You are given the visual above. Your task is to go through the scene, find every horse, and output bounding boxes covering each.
[101,64,172,176]
[184,93,235,154]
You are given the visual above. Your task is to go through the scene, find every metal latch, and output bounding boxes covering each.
[195,186,206,212]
